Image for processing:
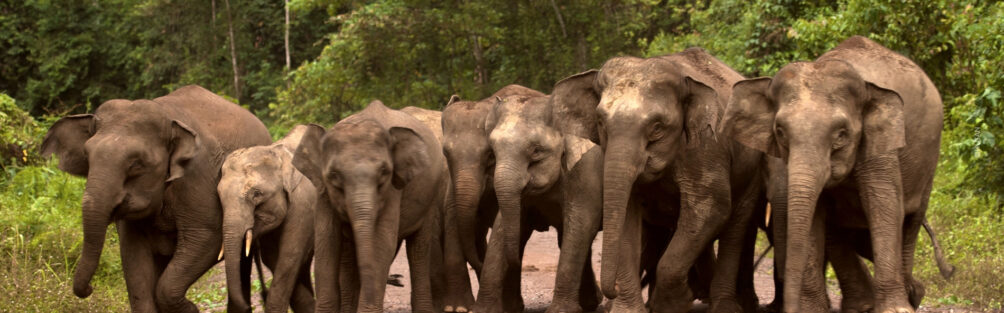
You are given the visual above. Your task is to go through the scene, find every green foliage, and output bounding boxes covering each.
[0,161,129,311]
[0,93,45,169]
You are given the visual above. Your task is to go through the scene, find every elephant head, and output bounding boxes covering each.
[217,125,312,311]
[441,85,545,271]
[589,55,722,299]
[484,94,565,266]
[41,100,202,299]
[720,60,905,311]
[293,102,431,299]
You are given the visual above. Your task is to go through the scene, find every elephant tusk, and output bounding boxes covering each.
[244,230,253,257]
[765,203,772,227]
[217,242,224,261]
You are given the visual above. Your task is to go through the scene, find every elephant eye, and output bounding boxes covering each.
[127,159,144,176]
[832,128,849,150]
[647,122,667,142]
[378,165,391,186]
[327,171,343,188]
[485,151,496,168]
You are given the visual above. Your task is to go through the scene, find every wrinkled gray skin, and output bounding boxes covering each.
[218,125,317,313]
[294,101,449,313]
[572,48,766,313]
[401,105,475,312]
[474,91,604,313]
[722,36,943,313]
[442,84,547,279]
[41,85,272,312]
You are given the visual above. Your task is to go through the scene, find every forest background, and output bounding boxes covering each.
[0,0,1001,310]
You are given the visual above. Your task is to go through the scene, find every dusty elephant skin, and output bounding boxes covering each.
[441,84,547,276]
[722,36,944,313]
[577,48,767,313]
[218,125,318,313]
[293,101,449,313]
[474,88,605,313]
[41,85,272,312]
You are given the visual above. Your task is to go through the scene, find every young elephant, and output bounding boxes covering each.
[294,100,449,313]
[441,84,546,278]
[218,125,317,313]
[41,85,272,312]
[474,93,604,313]
[722,36,944,313]
[560,49,765,313]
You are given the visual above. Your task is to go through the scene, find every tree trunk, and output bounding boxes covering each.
[284,0,291,71]
[223,0,241,101]
[470,35,485,86]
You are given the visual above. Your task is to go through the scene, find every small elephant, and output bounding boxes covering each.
[722,36,944,313]
[294,100,449,313]
[41,85,272,312]
[560,48,766,313]
[218,125,317,313]
[475,91,604,313]
[441,84,547,279]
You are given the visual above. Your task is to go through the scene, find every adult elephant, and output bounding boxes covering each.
[722,36,943,313]
[218,125,316,313]
[41,85,272,312]
[294,100,448,313]
[475,91,604,313]
[441,84,546,279]
[571,49,765,313]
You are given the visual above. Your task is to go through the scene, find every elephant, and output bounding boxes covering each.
[441,84,547,280]
[474,89,604,313]
[401,105,477,312]
[41,85,272,312]
[721,36,944,313]
[293,100,449,313]
[558,48,766,313]
[217,125,317,313]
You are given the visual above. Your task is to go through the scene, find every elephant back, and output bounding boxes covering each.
[154,85,272,155]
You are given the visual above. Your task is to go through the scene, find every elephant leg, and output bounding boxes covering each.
[547,197,602,313]
[688,247,715,303]
[339,238,359,313]
[827,229,874,313]
[263,230,314,313]
[650,207,730,312]
[578,249,602,312]
[474,212,529,313]
[407,222,438,313]
[765,160,789,313]
[855,154,912,313]
[608,199,645,313]
[709,182,761,313]
[155,228,219,313]
[117,220,159,313]
[639,221,670,301]
[290,261,316,313]
[443,194,476,312]
[314,205,341,313]
[901,211,925,309]
[798,207,829,313]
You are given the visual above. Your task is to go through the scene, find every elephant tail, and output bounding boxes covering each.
[253,243,270,305]
[922,218,955,280]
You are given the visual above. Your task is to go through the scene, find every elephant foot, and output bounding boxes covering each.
[579,285,603,312]
[876,296,915,313]
[606,295,647,313]
[840,292,874,313]
[648,281,693,313]
[545,300,583,313]
[443,290,475,313]
[708,298,743,313]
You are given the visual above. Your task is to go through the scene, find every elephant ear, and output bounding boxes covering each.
[861,82,906,158]
[483,96,503,134]
[550,70,600,143]
[720,77,781,157]
[445,94,462,107]
[682,76,721,146]
[166,120,201,183]
[562,135,597,172]
[389,126,430,189]
[292,124,328,189]
[41,114,95,176]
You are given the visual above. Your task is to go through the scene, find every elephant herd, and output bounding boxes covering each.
[40,36,955,313]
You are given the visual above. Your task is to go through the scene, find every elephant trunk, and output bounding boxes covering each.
[74,171,125,298]
[221,192,255,313]
[346,185,382,312]
[452,166,487,272]
[781,148,829,313]
[493,160,528,269]
[600,140,642,299]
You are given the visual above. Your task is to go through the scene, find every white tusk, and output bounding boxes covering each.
[765,203,772,228]
[244,230,253,257]
[217,242,224,261]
